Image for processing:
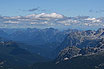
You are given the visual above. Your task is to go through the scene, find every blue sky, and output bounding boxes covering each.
[0,0,104,17]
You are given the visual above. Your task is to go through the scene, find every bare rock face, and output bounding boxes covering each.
[54,28,104,58]
[56,46,81,62]
[56,38,104,62]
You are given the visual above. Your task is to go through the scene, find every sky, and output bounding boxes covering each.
[0,0,104,17]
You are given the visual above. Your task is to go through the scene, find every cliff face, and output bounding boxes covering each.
[54,28,104,57]
[56,38,104,62]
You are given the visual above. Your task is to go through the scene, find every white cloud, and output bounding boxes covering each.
[4,20,19,24]
[85,18,96,20]
[0,13,104,29]
[26,13,64,19]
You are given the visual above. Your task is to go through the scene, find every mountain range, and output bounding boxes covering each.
[0,28,77,58]
[0,28,104,69]
[31,28,104,69]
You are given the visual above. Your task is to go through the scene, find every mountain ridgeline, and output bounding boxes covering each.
[0,28,104,69]
[54,28,104,57]
[0,28,77,58]
[32,28,104,69]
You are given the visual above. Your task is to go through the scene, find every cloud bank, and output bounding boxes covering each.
[0,13,104,30]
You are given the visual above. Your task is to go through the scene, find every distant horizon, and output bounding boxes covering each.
[0,25,104,31]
